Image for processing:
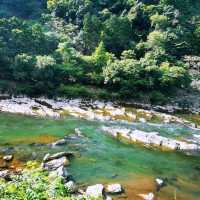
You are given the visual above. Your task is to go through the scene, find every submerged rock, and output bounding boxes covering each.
[139,193,154,200]
[86,184,104,198]
[106,184,123,194]
[0,147,15,155]
[51,139,67,147]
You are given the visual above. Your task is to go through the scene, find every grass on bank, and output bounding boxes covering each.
[0,161,97,200]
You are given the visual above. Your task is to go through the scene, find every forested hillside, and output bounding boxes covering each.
[0,0,200,102]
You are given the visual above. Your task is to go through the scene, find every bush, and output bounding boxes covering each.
[149,91,167,105]
[58,84,91,98]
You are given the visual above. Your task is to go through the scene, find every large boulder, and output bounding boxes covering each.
[56,166,69,178]
[43,156,70,171]
[43,152,74,163]
[42,152,75,180]
[86,184,104,198]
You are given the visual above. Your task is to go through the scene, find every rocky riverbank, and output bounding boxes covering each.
[0,150,163,200]
[0,97,199,129]
[0,97,199,155]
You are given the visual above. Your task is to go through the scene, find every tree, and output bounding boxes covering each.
[103,16,133,56]
[150,13,168,29]
[36,55,56,69]
[57,41,77,63]
[82,14,102,54]
[11,54,35,81]
[147,30,167,49]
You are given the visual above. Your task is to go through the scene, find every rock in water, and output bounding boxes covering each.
[43,156,70,171]
[106,184,123,194]
[43,152,74,162]
[56,166,69,178]
[42,152,74,180]
[156,178,164,186]
[86,184,104,198]
[155,178,166,191]
[51,139,67,147]
[74,128,82,136]
[3,155,13,162]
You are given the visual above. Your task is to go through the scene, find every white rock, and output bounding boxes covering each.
[3,155,13,161]
[43,157,69,170]
[139,118,146,123]
[126,112,137,120]
[103,126,200,152]
[0,170,10,179]
[107,184,123,194]
[43,152,73,162]
[86,184,104,198]
[65,181,77,193]
[51,139,67,147]
[106,196,112,200]
[56,166,69,178]
[156,178,164,186]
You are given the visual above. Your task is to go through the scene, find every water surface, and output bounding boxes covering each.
[0,113,199,200]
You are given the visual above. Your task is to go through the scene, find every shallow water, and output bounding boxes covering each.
[0,113,199,199]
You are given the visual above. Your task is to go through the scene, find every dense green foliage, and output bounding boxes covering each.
[0,0,46,19]
[0,0,199,101]
[0,162,89,200]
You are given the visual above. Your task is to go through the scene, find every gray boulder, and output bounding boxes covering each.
[43,152,74,162]
[43,156,70,171]
[56,166,69,178]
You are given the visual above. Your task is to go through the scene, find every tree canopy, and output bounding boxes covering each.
[0,0,199,101]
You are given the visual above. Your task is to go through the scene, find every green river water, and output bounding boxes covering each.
[0,113,199,200]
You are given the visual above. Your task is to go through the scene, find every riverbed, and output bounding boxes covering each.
[0,112,199,200]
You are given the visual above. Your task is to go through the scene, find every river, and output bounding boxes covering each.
[0,113,199,200]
